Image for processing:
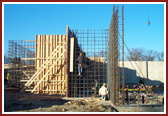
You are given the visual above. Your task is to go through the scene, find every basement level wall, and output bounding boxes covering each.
[119,61,164,87]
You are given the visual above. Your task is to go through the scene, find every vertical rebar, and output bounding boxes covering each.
[69,28,108,97]
[122,5,125,105]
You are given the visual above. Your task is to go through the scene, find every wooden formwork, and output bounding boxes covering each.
[34,35,67,95]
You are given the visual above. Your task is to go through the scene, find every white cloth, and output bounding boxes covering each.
[99,86,108,96]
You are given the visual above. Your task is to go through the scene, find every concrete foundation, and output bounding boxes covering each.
[113,104,164,112]
[119,61,164,87]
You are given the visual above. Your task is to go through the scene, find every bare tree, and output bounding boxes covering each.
[142,50,157,61]
[127,48,158,61]
[156,51,164,61]
[127,48,145,61]
[98,50,107,57]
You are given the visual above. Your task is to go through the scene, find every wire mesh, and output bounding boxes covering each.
[8,40,35,89]
[68,29,109,97]
[107,5,124,105]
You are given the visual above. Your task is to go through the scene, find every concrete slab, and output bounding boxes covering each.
[111,104,164,112]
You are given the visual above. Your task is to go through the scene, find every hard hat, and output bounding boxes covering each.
[103,83,106,86]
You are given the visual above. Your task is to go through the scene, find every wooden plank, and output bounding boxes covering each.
[56,35,58,94]
[49,35,52,94]
[51,35,54,94]
[39,35,43,93]
[30,90,66,92]
[53,35,55,94]
[22,58,65,60]
[62,35,64,95]
[62,35,65,94]
[70,37,74,72]
[36,35,41,94]
[22,71,30,79]
[66,25,69,97]
[38,35,42,94]
[42,35,45,93]
[38,35,41,93]
[22,58,36,60]
[61,35,64,95]
[63,35,66,95]
[46,35,49,94]
[21,80,64,82]
[42,35,44,94]
[62,35,64,94]
[40,35,42,91]
[31,49,66,93]
[58,35,61,92]
[48,35,50,94]
[36,36,39,93]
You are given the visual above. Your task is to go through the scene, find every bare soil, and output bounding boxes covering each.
[4,94,116,112]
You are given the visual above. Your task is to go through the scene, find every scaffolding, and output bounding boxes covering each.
[8,40,35,89]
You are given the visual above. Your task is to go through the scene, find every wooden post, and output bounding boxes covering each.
[66,26,69,97]
[56,35,58,94]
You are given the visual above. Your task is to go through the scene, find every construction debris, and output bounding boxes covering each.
[63,98,113,112]
[4,96,116,112]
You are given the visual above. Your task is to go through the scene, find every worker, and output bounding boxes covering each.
[77,52,84,76]
[91,80,98,97]
[7,73,9,80]
[99,83,108,100]
[6,73,9,84]
[145,86,148,104]
[94,80,98,97]
[126,86,129,104]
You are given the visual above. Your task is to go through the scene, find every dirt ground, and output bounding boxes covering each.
[4,94,117,112]
[4,88,164,112]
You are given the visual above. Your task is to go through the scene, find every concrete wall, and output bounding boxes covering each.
[119,61,164,86]
[148,61,164,86]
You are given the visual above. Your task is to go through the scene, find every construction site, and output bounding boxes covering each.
[4,5,164,112]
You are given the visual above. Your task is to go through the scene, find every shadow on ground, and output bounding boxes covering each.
[4,94,70,112]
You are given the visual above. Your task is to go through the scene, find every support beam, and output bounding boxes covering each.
[20,43,66,93]
[31,49,66,93]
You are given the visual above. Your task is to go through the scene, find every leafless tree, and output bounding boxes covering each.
[142,50,157,61]
[127,48,159,61]
[98,50,107,57]
[156,51,164,61]
[127,48,145,61]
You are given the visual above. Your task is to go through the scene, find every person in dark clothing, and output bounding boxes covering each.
[93,80,98,97]
[77,53,84,76]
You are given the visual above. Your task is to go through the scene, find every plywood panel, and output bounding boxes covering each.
[70,37,74,72]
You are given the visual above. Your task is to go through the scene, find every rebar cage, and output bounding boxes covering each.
[107,5,124,105]
[68,29,109,97]
[8,40,35,89]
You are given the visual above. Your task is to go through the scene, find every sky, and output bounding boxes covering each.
[3,3,165,57]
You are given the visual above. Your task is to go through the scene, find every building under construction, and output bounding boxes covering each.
[6,5,125,105]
